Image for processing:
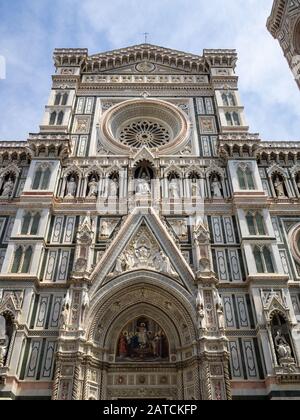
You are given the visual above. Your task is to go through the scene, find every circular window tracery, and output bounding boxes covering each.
[100,98,190,155]
[119,120,171,149]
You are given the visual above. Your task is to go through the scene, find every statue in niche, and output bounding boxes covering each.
[59,305,69,330]
[136,174,151,195]
[214,290,225,329]
[109,178,119,198]
[169,178,180,199]
[100,220,111,238]
[199,257,211,273]
[87,177,98,198]
[81,290,90,324]
[211,176,223,198]
[66,176,77,198]
[1,177,14,199]
[173,220,187,238]
[191,178,200,197]
[274,176,286,198]
[0,315,9,367]
[274,330,294,362]
[196,290,206,330]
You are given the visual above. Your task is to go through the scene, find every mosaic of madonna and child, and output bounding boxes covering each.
[116,317,169,362]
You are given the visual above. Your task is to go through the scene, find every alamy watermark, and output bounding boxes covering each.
[0,56,6,79]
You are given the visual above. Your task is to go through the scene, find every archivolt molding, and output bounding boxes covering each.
[267,163,288,178]
[86,272,197,348]
[0,164,21,179]
[62,164,83,178]
[290,163,300,178]
[163,164,184,178]
[84,165,104,178]
[261,289,291,324]
[205,161,225,179]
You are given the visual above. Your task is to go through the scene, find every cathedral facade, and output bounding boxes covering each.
[267,0,300,89]
[0,43,300,400]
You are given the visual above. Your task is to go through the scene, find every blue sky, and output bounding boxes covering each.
[0,0,299,141]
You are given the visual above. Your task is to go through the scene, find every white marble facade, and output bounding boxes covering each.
[0,43,299,400]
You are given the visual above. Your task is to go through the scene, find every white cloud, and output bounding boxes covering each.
[0,0,299,140]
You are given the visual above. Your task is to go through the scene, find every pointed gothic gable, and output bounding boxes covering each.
[90,207,195,295]
[84,43,206,74]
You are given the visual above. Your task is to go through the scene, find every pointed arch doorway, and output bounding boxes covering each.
[83,273,202,400]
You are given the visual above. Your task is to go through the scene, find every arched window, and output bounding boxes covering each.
[245,167,255,190]
[222,92,236,107]
[232,112,240,126]
[226,112,233,126]
[253,246,275,274]
[32,165,51,190]
[30,213,41,235]
[237,166,255,190]
[21,213,32,235]
[57,111,64,125]
[61,93,68,106]
[41,167,51,189]
[222,93,229,106]
[237,167,246,189]
[49,111,57,125]
[21,247,33,273]
[246,212,266,235]
[54,93,61,106]
[228,93,236,106]
[226,111,240,126]
[11,247,23,273]
[32,167,42,190]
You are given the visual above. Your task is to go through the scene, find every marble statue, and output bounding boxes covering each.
[274,330,293,360]
[136,174,151,195]
[169,179,180,199]
[214,290,225,329]
[154,251,173,275]
[173,220,188,238]
[100,220,111,238]
[123,251,135,271]
[81,290,90,323]
[196,292,206,330]
[59,306,69,330]
[115,255,124,274]
[109,178,119,197]
[211,176,222,198]
[66,177,77,198]
[191,179,200,197]
[274,177,286,198]
[88,178,98,198]
[1,178,14,199]
[0,315,8,368]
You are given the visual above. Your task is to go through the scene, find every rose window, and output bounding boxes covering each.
[119,120,171,149]
[100,98,190,155]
